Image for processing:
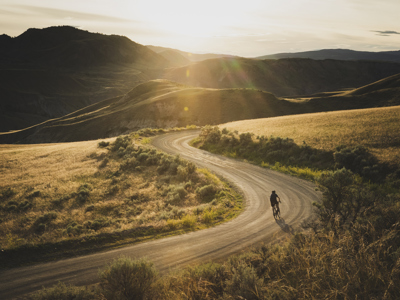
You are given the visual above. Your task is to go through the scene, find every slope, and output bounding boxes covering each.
[3,71,400,144]
[0,26,169,132]
[221,105,400,167]
[256,48,400,63]
[163,57,400,96]
[0,80,285,143]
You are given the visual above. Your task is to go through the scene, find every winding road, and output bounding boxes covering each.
[0,131,321,299]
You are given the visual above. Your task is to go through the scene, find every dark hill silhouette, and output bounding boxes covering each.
[256,49,400,63]
[1,76,400,144]
[0,26,168,69]
[163,57,400,96]
[0,26,170,132]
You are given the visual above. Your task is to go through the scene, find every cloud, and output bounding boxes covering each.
[372,30,400,36]
[10,4,135,24]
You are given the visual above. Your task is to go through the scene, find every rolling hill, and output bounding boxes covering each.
[1,73,400,144]
[0,80,284,143]
[163,57,400,96]
[256,48,400,62]
[221,105,400,167]
[0,26,169,132]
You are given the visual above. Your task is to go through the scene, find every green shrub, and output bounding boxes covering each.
[181,215,196,228]
[99,257,158,300]
[196,184,216,202]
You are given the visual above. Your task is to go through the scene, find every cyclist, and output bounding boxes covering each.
[270,190,281,217]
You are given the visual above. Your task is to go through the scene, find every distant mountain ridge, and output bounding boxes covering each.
[0,26,168,69]
[163,57,400,96]
[147,45,236,63]
[256,49,400,63]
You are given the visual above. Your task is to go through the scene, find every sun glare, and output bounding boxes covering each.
[135,1,240,37]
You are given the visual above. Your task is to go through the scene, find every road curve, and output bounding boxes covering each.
[0,131,320,299]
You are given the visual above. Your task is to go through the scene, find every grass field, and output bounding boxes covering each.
[222,105,400,167]
[0,130,242,266]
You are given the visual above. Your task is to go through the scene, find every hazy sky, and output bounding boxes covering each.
[1,0,400,57]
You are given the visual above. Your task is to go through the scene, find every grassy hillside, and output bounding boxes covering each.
[32,121,400,300]
[0,129,242,267]
[3,74,400,144]
[0,80,289,143]
[163,57,400,96]
[0,26,169,132]
[222,105,400,167]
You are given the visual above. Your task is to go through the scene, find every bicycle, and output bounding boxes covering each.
[272,204,281,219]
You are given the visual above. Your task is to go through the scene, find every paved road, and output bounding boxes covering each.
[0,131,320,299]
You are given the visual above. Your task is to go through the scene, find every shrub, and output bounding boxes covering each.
[27,190,41,199]
[225,261,265,300]
[76,184,91,204]
[99,257,158,300]
[202,209,216,224]
[239,132,253,145]
[181,215,196,228]
[35,211,58,225]
[196,184,216,202]
[31,282,97,300]
[111,136,131,152]
[98,141,110,148]
[0,187,15,201]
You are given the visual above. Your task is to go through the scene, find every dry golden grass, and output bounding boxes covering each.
[222,105,400,166]
[0,135,241,251]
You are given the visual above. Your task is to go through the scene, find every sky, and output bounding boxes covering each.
[1,0,400,57]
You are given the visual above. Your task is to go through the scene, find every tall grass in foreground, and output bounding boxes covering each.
[33,169,400,299]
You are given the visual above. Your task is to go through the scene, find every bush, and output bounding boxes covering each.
[99,257,158,300]
[225,261,265,300]
[76,184,91,204]
[111,136,131,152]
[98,141,110,148]
[196,184,216,202]
[0,187,15,201]
[181,215,196,228]
[31,282,98,300]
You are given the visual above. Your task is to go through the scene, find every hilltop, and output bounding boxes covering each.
[256,48,400,62]
[0,26,168,132]
[163,57,400,96]
[0,26,168,69]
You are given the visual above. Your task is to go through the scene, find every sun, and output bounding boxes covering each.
[137,0,239,37]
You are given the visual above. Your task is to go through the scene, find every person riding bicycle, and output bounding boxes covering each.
[270,190,281,216]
